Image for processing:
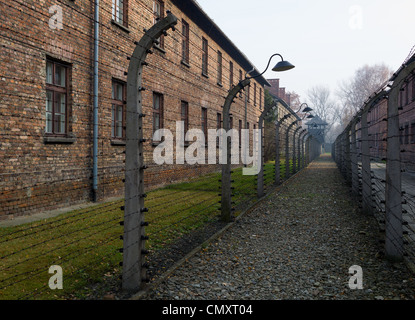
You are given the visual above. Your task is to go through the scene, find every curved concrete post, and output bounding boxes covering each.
[124,13,178,292]
[221,78,251,222]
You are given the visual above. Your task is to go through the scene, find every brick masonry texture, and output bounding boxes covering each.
[0,0,267,219]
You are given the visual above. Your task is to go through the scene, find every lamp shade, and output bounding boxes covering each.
[302,106,313,113]
[272,60,295,72]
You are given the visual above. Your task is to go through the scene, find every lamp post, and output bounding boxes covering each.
[221,53,294,221]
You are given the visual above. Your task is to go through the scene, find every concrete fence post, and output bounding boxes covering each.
[257,102,276,198]
[123,13,178,292]
[360,107,373,215]
[293,127,301,174]
[350,117,359,197]
[286,121,298,178]
[221,79,251,222]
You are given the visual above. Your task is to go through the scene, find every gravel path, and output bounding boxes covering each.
[147,155,415,300]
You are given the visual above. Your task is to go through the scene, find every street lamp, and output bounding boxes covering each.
[246,53,295,79]
[294,103,314,120]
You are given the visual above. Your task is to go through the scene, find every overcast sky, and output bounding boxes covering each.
[196,0,415,102]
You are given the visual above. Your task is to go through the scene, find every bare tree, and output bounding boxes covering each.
[306,85,341,144]
[337,63,393,124]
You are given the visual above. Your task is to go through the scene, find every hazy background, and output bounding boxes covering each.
[195,0,415,101]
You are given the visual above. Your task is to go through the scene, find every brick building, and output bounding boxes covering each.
[0,0,269,220]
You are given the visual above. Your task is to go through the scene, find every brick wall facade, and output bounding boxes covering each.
[0,0,267,220]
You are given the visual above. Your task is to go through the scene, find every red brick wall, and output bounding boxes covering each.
[0,0,265,220]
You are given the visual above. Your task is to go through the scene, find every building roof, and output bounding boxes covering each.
[171,0,270,87]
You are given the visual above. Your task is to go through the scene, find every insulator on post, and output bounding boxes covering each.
[138,86,146,91]
[119,221,124,226]
[140,138,147,143]
[146,49,153,54]
[142,249,149,255]
[141,61,149,66]
[120,206,125,211]
[140,208,149,213]
[140,194,148,198]
[163,30,168,36]
[141,221,149,227]
[141,235,149,241]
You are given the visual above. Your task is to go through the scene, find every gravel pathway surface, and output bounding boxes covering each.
[147,155,415,300]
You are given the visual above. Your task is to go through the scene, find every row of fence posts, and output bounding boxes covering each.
[333,55,415,266]
[120,12,322,292]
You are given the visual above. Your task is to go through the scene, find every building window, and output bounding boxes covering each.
[111,80,126,139]
[202,37,208,76]
[181,101,189,133]
[201,107,208,140]
[259,88,263,109]
[45,59,69,135]
[153,0,164,48]
[217,51,222,85]
[404,123,410,145]
[153,92,164,142]
[411,122,415,144]
[254,83,257,106]
[217,112,222,146]
[112,0,128,27]
[239,70,243,99]
[412,77,415,101]
[239,119,242,147]
[181,19,190,65]
[229,61,233,88]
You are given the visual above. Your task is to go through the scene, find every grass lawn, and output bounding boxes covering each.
[0,161,290,300]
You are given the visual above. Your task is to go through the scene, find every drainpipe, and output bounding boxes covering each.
[92,0,99,202]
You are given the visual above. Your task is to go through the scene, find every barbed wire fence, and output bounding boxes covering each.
[333,54,415,272]
[0,2,322,299]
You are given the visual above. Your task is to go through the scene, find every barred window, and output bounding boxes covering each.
[181,19,190,64]
[112,0,128,27]
[111,80,126,139]
[45,59,70,135]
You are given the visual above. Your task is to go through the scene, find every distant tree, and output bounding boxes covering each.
[306,85,340,143]
[337,63,393,124]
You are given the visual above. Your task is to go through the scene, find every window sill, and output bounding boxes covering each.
[181,60,190,68]
[43,135,76,144]
[154,45,166,54]
[111,20,131,33]
[111,139,126,146]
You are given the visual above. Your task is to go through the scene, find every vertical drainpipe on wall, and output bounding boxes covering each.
[92,0,99,202]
